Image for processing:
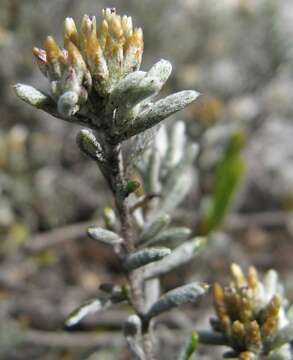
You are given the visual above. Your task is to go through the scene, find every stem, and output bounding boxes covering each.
[106,142,155,360]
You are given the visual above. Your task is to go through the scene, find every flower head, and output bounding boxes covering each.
[14,8,199,145]
[31,8,143,117]
[211,263,291,359]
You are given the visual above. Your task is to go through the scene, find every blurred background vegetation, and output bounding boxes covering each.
[1,0,293,359]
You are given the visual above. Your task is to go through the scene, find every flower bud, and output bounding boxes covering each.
[32,47,48,76]
[64,17,79,47]
[57,91,79,117]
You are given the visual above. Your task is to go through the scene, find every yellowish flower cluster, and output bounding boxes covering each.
[32,8,143,116]
[212,263,290,359]
[14,7,199,142]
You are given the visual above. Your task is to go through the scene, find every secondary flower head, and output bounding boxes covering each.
[211,263,292,359]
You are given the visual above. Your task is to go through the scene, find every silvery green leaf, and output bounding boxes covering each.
[146,282,209,320]
[143,237,206,280]
[139,213,171,244]
[268,345,292,360]
[133,207,145,229]
[178,331,199,360]
[66,286,128,328]
[160,168,194,214]
[129,59,172,111]
[123,90,200,139]
[58,91,79,117]
[165,121,186,169]
[123,315,145,360]
[164,143,199,187]
[154,125,168,158]
[127,194,145,229]
[160,144,199,213]
[14,84,54,109]
[146,227,192,246]
[66,299,107,327]
[147,59,172,89]
[109,71,146,108]
[14,84,93,128]
[110,71,160,111]
[114,75,161,128]
[124,247,171,271]
[269,323,293,350]
[144,278,160,311]
[148,149,162,193]
[123,315,142,337]
[76,129,105,162]
[87,226,122,245]
[127,126,159,167]
[134,76,162,103]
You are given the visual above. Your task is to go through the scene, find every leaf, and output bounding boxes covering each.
[269,322,293,350]
[109,71,146,109]
[146,282,209,320]
[178,331,199,360]
[199,131,246,235]
[127,125,160,167]
[160,143,198,214]
[87,226,122,245]
[13,84,53,109]
[143,237,206,280]
[145,227,192,246]
[76,129,105,162]
[123,90,200,139]
[123,315,145,360]
[147,59,172,88]
[66,286,128,328]
[138,213,171,244]
[165,120,186,169]
[65,299,107,327]
[123,247,171,271]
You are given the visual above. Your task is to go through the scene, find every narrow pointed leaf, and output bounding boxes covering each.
[145,227,192,246]
[160,168,194,214]
[123,90,200,139]
[143,237,206,280]
[124,247,171,271]
[139,213,171,244]
[165,121,186,169]
[87,226,122,245]
[14,84,94,128]
[147,59,172,87]
[76,129,105,162]
[123,315,142,337]
[199,131,245,235]
[178,331,199,360]
[160,143,199,213]
[146,283,209,320]
[66,299,106,327]
[14,84,54,109]
[109,71,146,108]
[123,315,145,360]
